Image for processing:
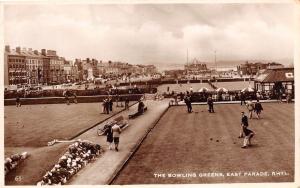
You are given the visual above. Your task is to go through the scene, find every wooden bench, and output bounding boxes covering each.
[97,115,129,136]
[114,115,128,129]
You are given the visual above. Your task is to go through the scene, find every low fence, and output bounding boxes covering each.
[164,91,294,103]
[4,94,144,106]
[119,78,254,85]
[4,87,157,99]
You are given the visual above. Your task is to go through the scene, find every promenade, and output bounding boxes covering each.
[68,100,169,184]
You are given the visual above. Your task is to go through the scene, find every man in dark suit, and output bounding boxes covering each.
[239,112,248,138]
[207,96,214,113]
[184,93,192,113]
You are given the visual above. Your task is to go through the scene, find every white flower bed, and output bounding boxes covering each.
[37,140,103,185]
[5,152,29,175]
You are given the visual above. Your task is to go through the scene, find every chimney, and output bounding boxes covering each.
[28,48,33,51]
[41,49,46,56]
[46,50,56,56]
[5,45,10,52]
[22,47,27,52]
[34,50,39,55]
[16,47,21,53]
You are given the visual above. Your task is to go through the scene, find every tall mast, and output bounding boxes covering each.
[214,50,217,70]
[187,49,189,65]
[187,48,189,75]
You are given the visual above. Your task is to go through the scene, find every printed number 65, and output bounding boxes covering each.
[15,176,22,182]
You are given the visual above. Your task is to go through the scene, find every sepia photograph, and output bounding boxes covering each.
[1,0,298,186]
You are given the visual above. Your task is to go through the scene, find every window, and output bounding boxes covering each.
[265,85,270,91]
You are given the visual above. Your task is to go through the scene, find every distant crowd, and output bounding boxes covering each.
[166,88,293,103]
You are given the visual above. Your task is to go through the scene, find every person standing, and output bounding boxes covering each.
[104,125,113,150]
[184,94,192,113]
[239,112,249,138]
[180,92,184,101]
[187,94,193,113]
[138,99,145,114]
[64,90,71,105]
[120,96,124,107]
[246,99,255,119]
[125,97,129,110]
[105,98,110,114]
[16,96,21,107]
[188,95,193,113]
[207,96,214,113]
[102,99,107,114]
[109,97,113,112]
[241,126,255,149]
[73,92,78,104]
[173,93,178,105]
[116,94,120,107]
[240,92,246,105]
[112,124,121,151]
[254,99,263,119]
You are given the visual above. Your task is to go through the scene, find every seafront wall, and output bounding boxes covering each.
[4,94,144,106]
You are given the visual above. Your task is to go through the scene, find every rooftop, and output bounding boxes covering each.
[255,68,294,83]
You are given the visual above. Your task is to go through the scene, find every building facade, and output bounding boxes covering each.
[238,61,284,75]
[23,49,43,85]
[254,68,294,94]
[47,50,65,84]
[184,59,208,74]
[41,49,51,85]
[5,46,27,85]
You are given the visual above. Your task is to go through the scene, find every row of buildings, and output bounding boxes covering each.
[4,46,157,86]
[184,58,209,74]
[163,60,287,79]
[237,61,284,75]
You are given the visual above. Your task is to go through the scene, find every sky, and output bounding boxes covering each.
[4,3,295,66]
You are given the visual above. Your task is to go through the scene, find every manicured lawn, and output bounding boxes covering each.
[113,103,294,184]
[4,102,133,147]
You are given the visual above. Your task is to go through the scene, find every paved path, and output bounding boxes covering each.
[68,100,169,185]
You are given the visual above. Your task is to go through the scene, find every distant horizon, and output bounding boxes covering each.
[4,3,294,65]
[5,44,294,66]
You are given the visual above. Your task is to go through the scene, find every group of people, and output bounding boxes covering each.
[103,123,122,151]
[102,98,114,114]
[182,92,215,114]
[245,99,263,119]
[239,100,264,149]
[239,111,255,149]
[175,90,265,149]
[102,97,130,114]
[63,90,77,105]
